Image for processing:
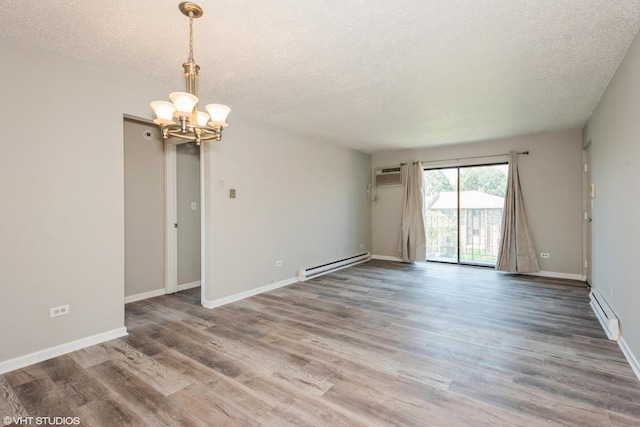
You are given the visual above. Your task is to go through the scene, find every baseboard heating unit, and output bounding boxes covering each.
[299,252,371,281]
[589,289,620,341]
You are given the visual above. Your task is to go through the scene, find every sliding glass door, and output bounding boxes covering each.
[424,164,508,266]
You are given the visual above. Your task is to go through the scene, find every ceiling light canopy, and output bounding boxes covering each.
[150,2,230,145]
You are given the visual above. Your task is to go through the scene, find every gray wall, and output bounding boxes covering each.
[0,39,163,363]
[124,119,165,298]
[372,129,584,277]
[0,37,372,366]
[203,115,373,303]
[177,144,201,286]
[583,30,640,360]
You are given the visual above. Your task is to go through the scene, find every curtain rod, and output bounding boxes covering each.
[400,151,529,165]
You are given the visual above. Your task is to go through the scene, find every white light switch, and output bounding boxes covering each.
[191,202,197,211]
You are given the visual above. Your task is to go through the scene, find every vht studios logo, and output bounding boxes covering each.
[3,416,80,426]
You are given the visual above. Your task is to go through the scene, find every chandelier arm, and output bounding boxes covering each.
[165,131,206,141]
[166,131,220,141]
[161,123,219,132]
[161,123,222,140]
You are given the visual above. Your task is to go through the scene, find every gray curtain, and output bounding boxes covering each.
[496,151,540,272]
[397,161,427,262]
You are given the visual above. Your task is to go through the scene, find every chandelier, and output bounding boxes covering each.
[150,2,230,144]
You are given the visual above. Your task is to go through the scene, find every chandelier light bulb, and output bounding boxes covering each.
[205,104,231,126]
[169,92,199,116]
[196,111,211,126]
[150,101,177,125]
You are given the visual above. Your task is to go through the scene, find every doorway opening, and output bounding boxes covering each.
[166,142,203,298]
[176,143,202,291]
[424,163,508,267]
[124,115,206,307]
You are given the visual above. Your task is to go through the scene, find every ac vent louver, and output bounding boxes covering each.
[375,166,403,187]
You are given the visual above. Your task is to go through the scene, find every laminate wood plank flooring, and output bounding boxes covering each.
[2,260,640,426]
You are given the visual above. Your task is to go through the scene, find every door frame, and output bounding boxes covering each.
[424,162,508,267]
[582,143,592,283]
[165,143,178,294]
[123,114,209,305]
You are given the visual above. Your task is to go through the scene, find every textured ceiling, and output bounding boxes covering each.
[2,1,639,152]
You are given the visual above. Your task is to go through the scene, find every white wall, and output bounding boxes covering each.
[372,130,584,278]
[583,30,640,361]
[0,38,372,367]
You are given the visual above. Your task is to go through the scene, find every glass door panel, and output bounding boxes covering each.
[458,164,508,266]
[424,168,458,263]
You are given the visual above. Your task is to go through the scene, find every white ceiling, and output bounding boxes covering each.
[2,1,639,152]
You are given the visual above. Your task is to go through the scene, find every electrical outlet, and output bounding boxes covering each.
[540,253,550,259]
[50,304,70,318]
[360,243,365,248]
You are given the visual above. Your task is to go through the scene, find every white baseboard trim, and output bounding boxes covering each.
[124,288,165,304]
[178,280,201,291]
[524,270,585,281]
[124,282,200,305]
[372,255,403,262]
[0,327,128,375]
[619,336,640,381]
[202,277,298,309]
[372,256,584,281]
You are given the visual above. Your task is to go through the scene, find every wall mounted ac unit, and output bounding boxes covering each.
[375,166,403,187]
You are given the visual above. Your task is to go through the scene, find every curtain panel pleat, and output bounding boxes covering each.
[496,151,540,273]
[397,161,427,262]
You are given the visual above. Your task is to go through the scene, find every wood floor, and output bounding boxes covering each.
[2,260,640,426]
